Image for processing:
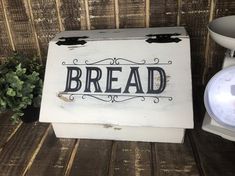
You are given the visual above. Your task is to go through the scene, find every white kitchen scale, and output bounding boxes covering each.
[202,16,235,141]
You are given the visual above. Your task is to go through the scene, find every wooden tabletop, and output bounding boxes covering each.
[0,87,235,176]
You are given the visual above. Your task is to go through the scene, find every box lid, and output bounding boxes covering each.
[51,27,188,42]
[40,27,193,129]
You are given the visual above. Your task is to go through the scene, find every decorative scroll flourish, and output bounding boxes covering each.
[69,94,75,101]
[61,58,172,66]
[85,58,116,65]
[82,94,112,102]
[85,58,147,65]
[62,58,79,65]
[152,58,172,65]
[113,95,145,103]
[57,92,173,104]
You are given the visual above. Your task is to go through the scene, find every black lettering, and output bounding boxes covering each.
[147,67,166,94]
[84,67,102,92]
[64,67,82,92]
[123,67,144,94]
[105,67,122,93]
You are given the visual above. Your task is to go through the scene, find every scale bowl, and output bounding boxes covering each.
[208,15,235,51]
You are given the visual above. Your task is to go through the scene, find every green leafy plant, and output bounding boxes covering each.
[0,53,44,123]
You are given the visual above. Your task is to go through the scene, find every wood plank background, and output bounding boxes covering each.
[0,0,235,85]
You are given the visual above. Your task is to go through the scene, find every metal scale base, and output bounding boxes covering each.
[202,52,235,141]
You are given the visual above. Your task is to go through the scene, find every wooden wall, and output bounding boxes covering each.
[0,0,235,86]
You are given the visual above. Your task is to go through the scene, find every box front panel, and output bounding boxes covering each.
[40,37,193,128]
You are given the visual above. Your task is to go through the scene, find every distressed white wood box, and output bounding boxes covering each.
[39,27,194,143]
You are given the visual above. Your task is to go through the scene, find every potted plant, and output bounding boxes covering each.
[0,53,44,123]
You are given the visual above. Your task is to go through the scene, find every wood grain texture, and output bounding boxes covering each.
[55,0,63,31]
[145,0,150,27]
[29,0,61,60]
[25,127,77,176]
[119,0,145,28]
[189,129,235,176]
[0,112,21,151]
[150,0,178,27]
[69,139,113,176]
[2,0,38,56]
[0,0,13,58]
[84,0,91,30]
[60,0,82,30]
[214,1,235,61]
[0,122,49,176]
[114,0,119,28]
[64,139,79,175]
[154,134,199,176]
[110,141,152,176]
[216,0,235,17]
[177,0,182,26]
[203,0,216,82]
[88,0,115,29]
[181,0,211,86]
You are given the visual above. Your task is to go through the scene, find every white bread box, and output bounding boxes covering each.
[39,27,193,143]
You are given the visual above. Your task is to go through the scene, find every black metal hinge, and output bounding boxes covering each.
[56,36,88,46]
[146,33,182,43]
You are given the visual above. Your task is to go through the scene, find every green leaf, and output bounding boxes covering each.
[11,111,24,124]
[6,88,16,97]
[16,63,26,76]
[0,97,6,109]
[0,53,44,123]
[6,72,23,90]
